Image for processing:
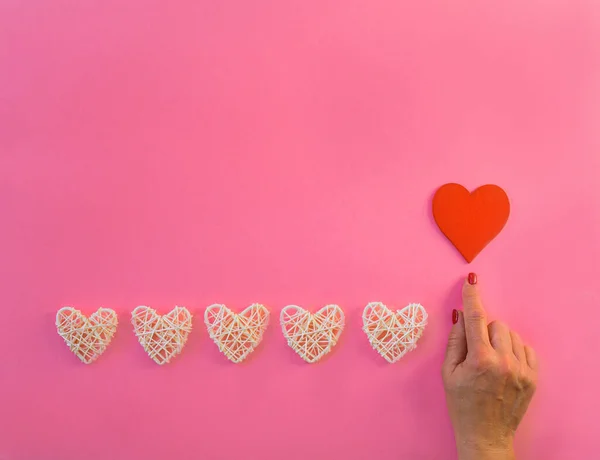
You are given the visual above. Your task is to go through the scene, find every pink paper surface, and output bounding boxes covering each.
[1,1,598,459]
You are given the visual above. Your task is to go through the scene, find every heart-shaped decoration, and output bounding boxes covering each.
[131,305,192,365]
[56,307,118,364]
[362,302,427,363]
[432,183,510,263]
[204,303,270,363]
[280,304,345,363]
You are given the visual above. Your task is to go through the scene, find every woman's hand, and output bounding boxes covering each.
[442,274,538,460]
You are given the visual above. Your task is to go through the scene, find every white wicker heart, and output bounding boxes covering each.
[362,302,427,363]
[131,305,193,365]
[280,304,345,363]
[204,303,270,363]
[56,307,118,364]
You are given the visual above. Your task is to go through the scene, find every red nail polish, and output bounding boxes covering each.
[468,273,477,285]
[452,309,459,324]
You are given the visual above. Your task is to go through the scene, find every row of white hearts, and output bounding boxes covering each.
[56,302,428,365]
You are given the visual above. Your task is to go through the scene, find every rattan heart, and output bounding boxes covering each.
[205,303,270,363]
[362,302,428,363]
[131,305,192,365]
[280,304,345,363]
[56,307,118,364]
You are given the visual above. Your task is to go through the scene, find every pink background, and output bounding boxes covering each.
[1,1,599,459]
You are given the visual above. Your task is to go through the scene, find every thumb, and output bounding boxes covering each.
[443,310,467,375]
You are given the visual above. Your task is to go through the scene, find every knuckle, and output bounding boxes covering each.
[523,372,538,392]
[467,310,486,322]
[488,319,505,328]
[446,335,462,351]
[442,375,454,390]
[495,356,516,377]
[504,355,517,369]
[470,350,494,370]
[529,379,538,393]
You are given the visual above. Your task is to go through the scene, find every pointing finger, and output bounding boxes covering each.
[462,273,491,350]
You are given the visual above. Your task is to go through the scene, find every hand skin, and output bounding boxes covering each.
[442,275,538,460]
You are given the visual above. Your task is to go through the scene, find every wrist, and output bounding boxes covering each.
[457,441,515,460]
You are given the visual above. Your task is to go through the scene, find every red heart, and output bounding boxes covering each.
[432,183,510,263]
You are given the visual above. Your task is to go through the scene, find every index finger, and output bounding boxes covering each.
[462,274,492,350]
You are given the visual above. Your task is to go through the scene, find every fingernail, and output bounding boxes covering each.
[468,273,477,285]
[452,309,459,324]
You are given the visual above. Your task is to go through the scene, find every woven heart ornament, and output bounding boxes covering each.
[131,306,192,365]
[280,305,345,363]
[362,302,428,363]
[56,307,118,364]
[204,303,270,363]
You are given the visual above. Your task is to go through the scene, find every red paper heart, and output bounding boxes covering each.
[432,183,510,263]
